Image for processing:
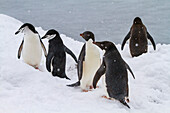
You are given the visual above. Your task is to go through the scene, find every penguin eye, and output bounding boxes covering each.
[105,46,107,49]
[87,34,90,37]
[20,28,25,33]
[47,34,56,40]
[101,44,104,47]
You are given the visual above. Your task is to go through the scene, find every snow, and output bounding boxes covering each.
[0,14,170,113]
[135,43,139,47]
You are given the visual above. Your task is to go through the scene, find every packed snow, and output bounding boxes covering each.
[0,14,170,113]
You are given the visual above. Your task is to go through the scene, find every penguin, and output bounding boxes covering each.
[93,41,135,109]
[121,17,156,57]
[15,23,47,69]
[67,31,101,92]
[41,29,78,80]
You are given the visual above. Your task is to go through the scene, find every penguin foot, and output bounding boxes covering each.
[89,85,99,89]
[35,67,39,69]
[34,67,43,71]
[89,85,93,89]
[102,95,111,100]
[29,64,40,70]
[82,89,89,92]
[125,97,130,103]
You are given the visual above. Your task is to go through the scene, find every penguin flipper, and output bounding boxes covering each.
[46,52,54,72]
[121,31,130,50]
[124,61,135,79]
[40,39,47,57]
[93,60,106,89]
[64,45,78,63]
[77,44,86,81]
[18,39,24,59]
[147,32,156,50]
[67,81,80,87]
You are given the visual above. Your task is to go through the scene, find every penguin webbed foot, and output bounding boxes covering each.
[82,89,89,92]
[30,64,41,71]
[89,85,99,89]
[89,85,93,89]
[125,97,130,103]
[102,95,111,100]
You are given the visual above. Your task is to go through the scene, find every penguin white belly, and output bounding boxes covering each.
[102,74,109,98]
[80,40,101,90]
[22,34,42,67]
[50,57,54,72]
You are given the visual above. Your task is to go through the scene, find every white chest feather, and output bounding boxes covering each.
[102,75,109,98]
[22,31,42,67]
[80,39,101,90]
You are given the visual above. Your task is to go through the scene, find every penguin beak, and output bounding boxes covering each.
[15,28,24,35]
[41,35,46,39]
[41,34,56,40]
[80,33,85,40]
[80,33,83,37]
[15,30,20,35]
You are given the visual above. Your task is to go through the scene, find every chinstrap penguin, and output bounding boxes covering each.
[15,23,47,69]
[41,29,78,80]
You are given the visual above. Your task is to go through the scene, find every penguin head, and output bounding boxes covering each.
[41,29,60,40]
[80,31,95,42]
[133,17,143,24]
[93,41,117,51]
[15,23,37,35]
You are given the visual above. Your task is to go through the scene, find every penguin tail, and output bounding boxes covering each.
[67,81,80,87]
[119,99,130,109]
[65,76,71,80]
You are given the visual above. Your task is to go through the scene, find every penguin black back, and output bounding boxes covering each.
[121,17,156,57]
[93,41,135,108]
[42,29,77,80]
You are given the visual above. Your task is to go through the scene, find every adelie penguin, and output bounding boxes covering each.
[15,23,47,69]
[93,41,135,109]
[67,31,101,92]
[41,29,78,80]
[121,17,156,57]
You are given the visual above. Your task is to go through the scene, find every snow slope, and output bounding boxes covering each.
[0,14,170,113]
